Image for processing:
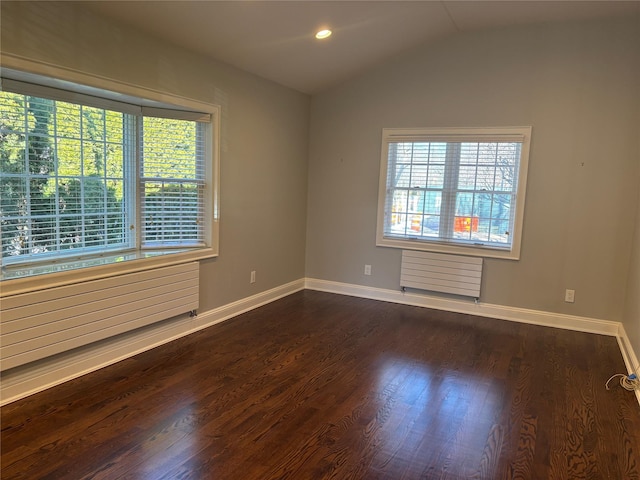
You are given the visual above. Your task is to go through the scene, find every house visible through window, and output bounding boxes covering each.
[0,72,216,271]
[376,127,532,260]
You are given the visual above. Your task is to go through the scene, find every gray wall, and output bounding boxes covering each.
[306,18,640,322]
[2,2,639,342]
[624,179,640,361]
[0,1,310,311]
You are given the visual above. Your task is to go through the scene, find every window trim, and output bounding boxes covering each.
[376,126,532,260]
[0,55,220,286]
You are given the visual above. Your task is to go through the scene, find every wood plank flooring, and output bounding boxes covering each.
[2,290,640,479]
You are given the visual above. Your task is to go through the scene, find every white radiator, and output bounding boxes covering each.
[1,262,199,371]
[400,250,483,299]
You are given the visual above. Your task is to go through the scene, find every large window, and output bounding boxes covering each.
[0,71,217,273]
[377,127,531,260]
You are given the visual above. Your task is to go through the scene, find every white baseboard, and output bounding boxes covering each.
[0,279,305,406]
[305,277,640,405]
[618,324,640,404]
[305,278,620,336]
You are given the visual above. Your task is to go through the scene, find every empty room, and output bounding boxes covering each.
[1,1,639,478]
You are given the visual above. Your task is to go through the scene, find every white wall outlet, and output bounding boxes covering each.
[565,289,575,303]
[364,264,372,276]
[250,270,256,284]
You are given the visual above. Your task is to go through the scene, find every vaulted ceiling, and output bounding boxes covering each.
[82,1,640,94]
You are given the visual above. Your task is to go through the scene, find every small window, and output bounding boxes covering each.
[376,127,531,260]
[0,70,218,272]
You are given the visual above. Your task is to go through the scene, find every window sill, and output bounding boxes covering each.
[376,236,521,260]
[0,248,216,297]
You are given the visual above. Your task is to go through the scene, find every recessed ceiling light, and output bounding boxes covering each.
[315,29,332,40]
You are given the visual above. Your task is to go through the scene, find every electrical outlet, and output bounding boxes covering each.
[565,289,575,303]
[250,270,256,284]
[364,264,372,276]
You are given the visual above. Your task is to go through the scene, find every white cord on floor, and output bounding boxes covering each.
[606,365,640,391]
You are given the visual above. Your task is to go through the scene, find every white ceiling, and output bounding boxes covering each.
[82,1,640,95]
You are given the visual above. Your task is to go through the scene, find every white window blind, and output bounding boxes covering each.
[1,73,212,267]
[0,93,131,261]
[377,127,532,260]
[140,115,206,247]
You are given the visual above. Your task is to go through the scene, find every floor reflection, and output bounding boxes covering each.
[134,400,202,479]
[373,355,502,475]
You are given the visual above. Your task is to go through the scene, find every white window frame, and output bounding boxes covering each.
[0,61,219,290]
[376,127,532,260]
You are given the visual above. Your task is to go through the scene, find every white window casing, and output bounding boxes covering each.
[376,127,532,260]
[0,64,219,289]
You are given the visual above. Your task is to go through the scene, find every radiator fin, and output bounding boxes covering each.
[1,262,199,371]
[400,250,482,298]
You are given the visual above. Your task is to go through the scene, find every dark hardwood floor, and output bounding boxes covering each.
[2,290,640,479]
